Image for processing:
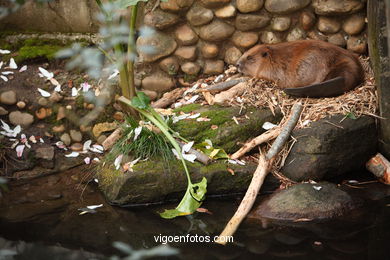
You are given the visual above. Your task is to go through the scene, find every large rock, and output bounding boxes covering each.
[159,57,180,75]
[174,24,198,45]
[224,47,242,65]
[200,0,230,8]
[172,104,281,153]
[143,9,179,30]
[199,20,235,41]
[181,62,201,75]
[136,31,177,62]
[142,73,175,92]
[98,160,278,205]
[174,46,197,61]
[0,90,17,105]
[237,0,264,13]
[317,16,341,34]
[343,14,366,35]
[260,31,282,44]
[8,111,34,128]
[312,0,365,15]
[160,0,194,12]
[215,4,236,18]
[201,43,219,58]
[203,60,225,75]
[186,4,214,26]
[281,115,377,182]
[250,182,363,222]
[232,31,259,48]
[286,27,306,41]
[270,16,291,32]
[265,0,310,14]
[235,13,271,31]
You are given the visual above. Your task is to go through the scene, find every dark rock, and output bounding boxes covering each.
[136,31,177,62]
[235,13,271,31]
[98,160,278,205]
[265,0,310,14]
[144,9,179,30]
[249,182,363,222]
[312,0,365,15]
[281,115,377,182]
[199,20,235,41]
[186,4,213,26]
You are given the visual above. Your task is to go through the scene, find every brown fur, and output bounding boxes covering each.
[236,40,364,97]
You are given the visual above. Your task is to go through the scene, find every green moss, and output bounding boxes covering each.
[173,103,201,113]
[75,95,85,109]
[16,45,62,63]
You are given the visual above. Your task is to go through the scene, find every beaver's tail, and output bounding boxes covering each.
[283,77,346,98]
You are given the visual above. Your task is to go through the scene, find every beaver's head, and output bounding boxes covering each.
[236,45,272,77]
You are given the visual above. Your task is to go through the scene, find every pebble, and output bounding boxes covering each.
[52,124,65,133]
[60,133,71,146]
[16,101,26,109]
[97,135,107,145]
[35,107,49,119]
[9,111,34,128]
[70,142,83,151]
[113,111,125,121]
[56,106,66,120]
[70,129,83,142]
[0,106,9,115]
[38,97,48,107]
[0,90,17,105]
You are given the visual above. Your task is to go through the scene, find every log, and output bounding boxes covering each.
[102,128,123,151]
[196,78,247,93]
[216,102,303,245]
[366,153,390,184]
[152,88,186,109]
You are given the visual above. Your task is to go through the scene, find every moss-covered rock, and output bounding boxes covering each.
[172,105,282,153]
[97,159,278,205]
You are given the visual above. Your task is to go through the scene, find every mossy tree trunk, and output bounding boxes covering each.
[367,0,390,158]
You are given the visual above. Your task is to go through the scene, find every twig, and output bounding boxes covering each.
[196,78,247,93]
[216,102,303,245]
[230,128,281,160]
[152,88,186,108]
[178,142,211,165]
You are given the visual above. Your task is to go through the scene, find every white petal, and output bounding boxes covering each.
[188,113,200,119]
[214,74,224,83]
[83,140,92,151]
[1,120,11,133]
[84,157,91,165]
[12,125,21,136]
[1,71,13,75]
[16,145,25,157]
[114,154,123,170]
[50,78,60,87]
[8,58,17,69]
[133,126,142,141]
[108,69,119,80]
[71,87,78,97]
[20,133,27,142]
[183,83,199,96]
[171,148,180,159]
[86,204,103,210]
[228,159,238,165]
[37,88,51,97]
[262,122,278,130]
[186,95,199,104]
[65,152,79,157]
[81,82,91,92]
[313,186,322,191]
[0,49,10,54]
[39,138,44,143]
[25,142,31,149]
[182,141,194,154]
[1,75,8,82]
[29,136,37,143]
[38,67,53,79]
[93,158,100,162]
[183,153,197,163]
[0,61,3,69]
[54,85,62,92]
[90,144,104,153]
[19,65,27,72]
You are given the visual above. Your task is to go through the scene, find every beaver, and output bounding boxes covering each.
[236,40,364,98]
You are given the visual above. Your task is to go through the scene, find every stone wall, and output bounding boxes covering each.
[136,0,368,95]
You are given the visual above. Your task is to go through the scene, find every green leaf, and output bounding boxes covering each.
[160,177,207,219]
[131,91,151,109]
[196,140,229,160]
[345,111,357,120]
[116,0,148,9]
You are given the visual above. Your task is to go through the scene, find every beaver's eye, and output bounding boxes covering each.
[262,52,268,57]
[247,55,254,61]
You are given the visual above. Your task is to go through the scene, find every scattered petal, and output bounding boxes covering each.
[262,122,278,130]
[183,153,197,163]
[90,144,104,153]
[347,180,359,184]
[78,208,97,215]
[0,61,3,69]
[29,136,37,143]
[211,125,218,130]
[214,74,224,83]
[65,152,79,157]
[188,113,200,119]
[54,85,62,92]
[38,67,53,79]
[313,186,322,191]
[80,82,91,92]
[8,58,17,69]
[39,138,44,143]
[1,75,8,82]
[71,87,78,97]
[133,126,142,141]
[94,178,99,183]
[49,77,60,87]
[114,154,123,170]
[1,71,13,75]
[19,65,27,72]
[108,69,119,80]
[37,88,51,97]
[55,141,67,149]
[186,95,199,104]
[196,117,211,122]
[83,140,92,151]
[16,145,25,157]
[93,158,100,162]
[87,204,103,210]
[84,157,91,164]
[182,141,194,153]
[183,83,199,96]
[0,49,10,54]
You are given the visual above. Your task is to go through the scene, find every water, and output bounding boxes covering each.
[0,167,390,259]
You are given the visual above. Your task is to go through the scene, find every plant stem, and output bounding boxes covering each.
[127,4,138,99]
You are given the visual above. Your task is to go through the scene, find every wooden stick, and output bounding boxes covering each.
[216,102,303,245]
[196,78,246,93]
[178,142,211,165]
[230,128,281,160]
[152,88,186,109]
[366,153,390,184]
